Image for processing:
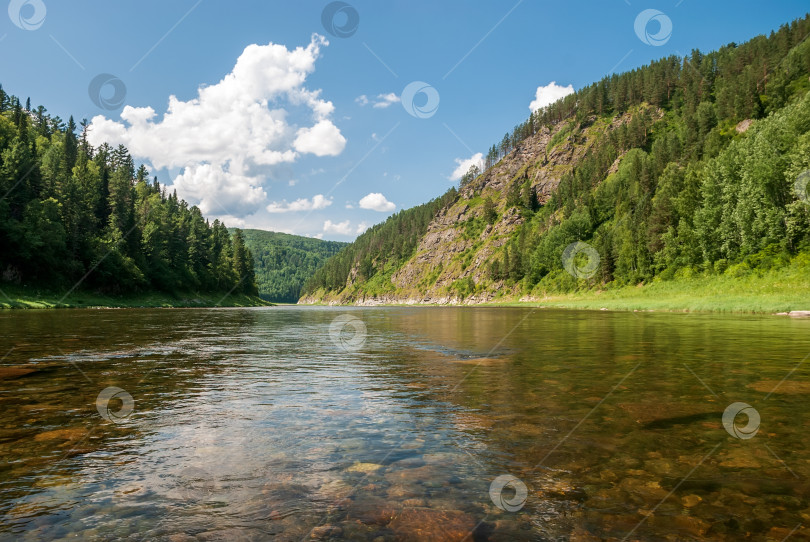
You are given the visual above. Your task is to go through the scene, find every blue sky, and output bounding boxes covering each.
[1,1,808,240]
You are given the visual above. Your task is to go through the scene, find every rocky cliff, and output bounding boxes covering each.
[300,108,653,306]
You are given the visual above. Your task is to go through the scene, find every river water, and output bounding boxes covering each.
[0,306,808,541]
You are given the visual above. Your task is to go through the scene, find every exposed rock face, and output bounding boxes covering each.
[735,118,754,133]
[301,109,657,305]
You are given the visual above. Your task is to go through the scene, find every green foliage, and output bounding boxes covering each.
[236,229,346,303]
[521,179,539,213]
[450,276,475,299]
[547,121,574,150]
[462,216,486,239]
[482,15,810,294]
[482,197,497,224]
[459,164,481,189]
[518,250,810,313]
[505,180,521,208]
[513,90,810,290]
[0,94,257,297]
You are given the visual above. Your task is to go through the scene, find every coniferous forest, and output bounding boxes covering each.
[486,13,810,289]
[0,90,257,297]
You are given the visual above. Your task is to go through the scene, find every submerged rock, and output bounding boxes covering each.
[0,366,38,379]
[718,448,763,469]
[681,494,702,508]
[347,462,384,474]
[310,524,343,539]
[33,427,89,442]
[387,508,478,541]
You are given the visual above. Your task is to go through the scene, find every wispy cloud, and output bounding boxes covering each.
[372,93,400,108]
[356,92,401,109]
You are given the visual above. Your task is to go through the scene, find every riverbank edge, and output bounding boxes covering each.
[0,287,273,309]
[298,295,810,316]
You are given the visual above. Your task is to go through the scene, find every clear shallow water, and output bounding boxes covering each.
[0,306,809,541]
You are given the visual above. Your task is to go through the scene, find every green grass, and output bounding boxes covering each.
[321,255,810,314]
[502,261,810,314]
[300,252,810,315]
[0,285,272,309]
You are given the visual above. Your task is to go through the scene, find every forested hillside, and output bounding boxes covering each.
[0,90,257,298]
[302,14,810,305]
[236,229,345,303]
[303,189,459,294]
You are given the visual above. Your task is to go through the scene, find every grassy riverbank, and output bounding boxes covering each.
[0,285,272,309]
[301,255,810,315]
[499,259,810,314]
[11,258,809,314]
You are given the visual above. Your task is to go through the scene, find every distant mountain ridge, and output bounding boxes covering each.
[301,13,810,305]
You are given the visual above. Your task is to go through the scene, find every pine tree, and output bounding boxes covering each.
[482,197,497,224]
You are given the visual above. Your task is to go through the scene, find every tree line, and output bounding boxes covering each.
[483,15,810,172]
[0,89,257,296]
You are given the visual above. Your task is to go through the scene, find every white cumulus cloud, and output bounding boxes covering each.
[294,120,346,156]
[358,192,396,212]
[266,194,333,213]
[450,152,484,181]
[87,34,346,218]
[529,81,575,112]
[323,219,353,235]
[173,164,267,217]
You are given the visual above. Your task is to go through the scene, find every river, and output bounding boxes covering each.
[0,307,808,540]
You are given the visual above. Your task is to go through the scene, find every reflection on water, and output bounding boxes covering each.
[0,307,809,540]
